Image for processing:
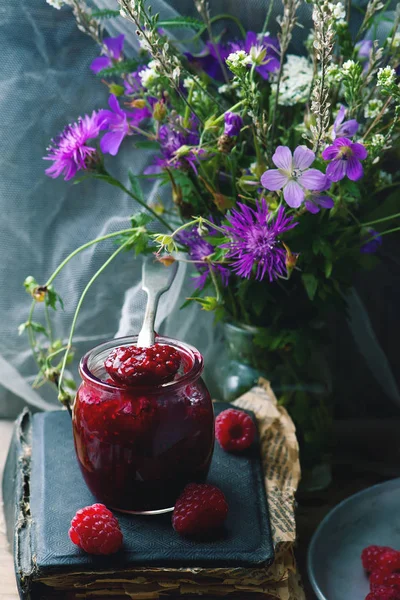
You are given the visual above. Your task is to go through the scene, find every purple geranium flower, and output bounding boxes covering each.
[224,112,243,137]
[304,180,334,214]
[322,137,368,182]
[333,105,359,139]
[90,35,125,74]
[230,31,280,80]
[185,41,231,81]
[178,227,230,289]
[260,146,328,208]
[43,112,100,181]
[360,228,382,254]
[222,200,297,282]
[97,95,150,156]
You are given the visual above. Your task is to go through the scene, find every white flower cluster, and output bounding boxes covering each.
[46,0,65,8]
[326,64,342,83]
[342,60,356,75]
[226,50,252,70]
[272,55,314,106]
[377,66,396,87]
[328,1,346,23]
[139,60,160,89]
[364,98,383,119]
[369,133,386,150]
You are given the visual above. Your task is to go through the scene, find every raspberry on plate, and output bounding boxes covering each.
[69,503,123,555]
[377,550,400,573]
[362,546,393,573]
[366,587,400,600]
[215,408,256,452]
[104,343,181,385]
[172,483,228,536]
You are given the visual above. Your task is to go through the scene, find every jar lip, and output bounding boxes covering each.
[79,335,204,393]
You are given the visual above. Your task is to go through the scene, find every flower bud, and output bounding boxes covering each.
[153,100,167,122]
[109,84,125,97]
[130,98,147,109]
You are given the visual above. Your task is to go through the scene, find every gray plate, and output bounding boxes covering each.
[308,478,400,600]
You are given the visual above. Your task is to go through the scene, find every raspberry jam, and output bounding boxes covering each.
[72,336,214,514]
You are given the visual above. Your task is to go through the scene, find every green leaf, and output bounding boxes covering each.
[158,16,205,30]
[46,287,64,311]
[97,59,140,78]
[128,170,144,202]
[325,259,333,279]
[91,8,120,18]
[302,273,318,301]
[130,212,154,228]
[30,322,49,336]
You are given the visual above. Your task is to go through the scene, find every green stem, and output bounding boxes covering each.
[184,82,195,128]
[213,100,246,125]
[27,300,41,369]
[57,235,135,402]
[207,260,222,302]
[100,171,173,231]
[363,212,400,226]
[44,303,54,345]
[368,226,400,239]
[171,219,198,238]
[45,228,138,287]
[261,1,274,35]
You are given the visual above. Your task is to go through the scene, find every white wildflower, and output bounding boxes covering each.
[249,162,258,176]
[139,60,160,89]
[226,50,252,70]
[377,66,396,87]
[369,133,385,149]
[364,98,383,119]
[218,84,231,94]
[46,0,65,8]
[388,32,400,48]
[249,45,267,66]
[326,64,342,83]
[272,55,314,106]
[342,59,356,74]
[328,1,346,22]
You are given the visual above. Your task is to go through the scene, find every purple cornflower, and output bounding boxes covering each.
[230,31,280,80]
[260,146,328,209]
[44,112,100,180]
[178,227,230,289]
[322,137,368,182]
[224,112,243,137]
[90,35,125,74]
[333,105,359,139]
[360,228,382,254]
[185,42,231,81]
[97,94,150,156]
[222,200,297,282]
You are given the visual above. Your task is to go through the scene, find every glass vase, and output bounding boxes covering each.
[72,335,215,514]
[211,321,333,492]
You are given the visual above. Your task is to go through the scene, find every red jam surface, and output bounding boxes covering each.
[73,344,214,512]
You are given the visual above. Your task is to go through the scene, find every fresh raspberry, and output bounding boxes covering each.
[69,504,123,555]
[371,569,392,586]
[362,546,393,572]
[215,408,256,452]
[105,344,181,385]
[366,587,400,600]
[377,550,400,573]
[172,483,228,536]
[384,573,400,589]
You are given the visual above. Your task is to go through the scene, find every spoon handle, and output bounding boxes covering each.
[137,290,159,347]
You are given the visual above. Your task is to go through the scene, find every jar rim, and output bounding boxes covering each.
[79,335,204,394]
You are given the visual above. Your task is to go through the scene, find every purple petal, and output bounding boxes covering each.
[315,195,334,208]
[272,146,293,171]
[100,130,125,156]
[97,109,115,129]
[260,169,288,191]
[334,105,346,130]
[244,31,258,51]
[322,145,339,160]
[108,94,123,115]
[334,137,352,148]
[144,163,163,176]
[337,119,359,138]
[293,146,315,170]
[298,169,328,191]
[283,181,304,208]
[90,56,112,73]
[305,200,320,214]
[104,34,125,60]
[351,142,368,160]
[346,156,363,181]
[356,39,373,58]
[326,158,347,182]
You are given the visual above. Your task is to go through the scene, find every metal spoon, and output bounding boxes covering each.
[137,256,178,347]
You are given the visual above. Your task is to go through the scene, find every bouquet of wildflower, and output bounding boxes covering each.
[22,0,400,408]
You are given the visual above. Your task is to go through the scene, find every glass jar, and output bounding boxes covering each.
[72,335,214,514]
